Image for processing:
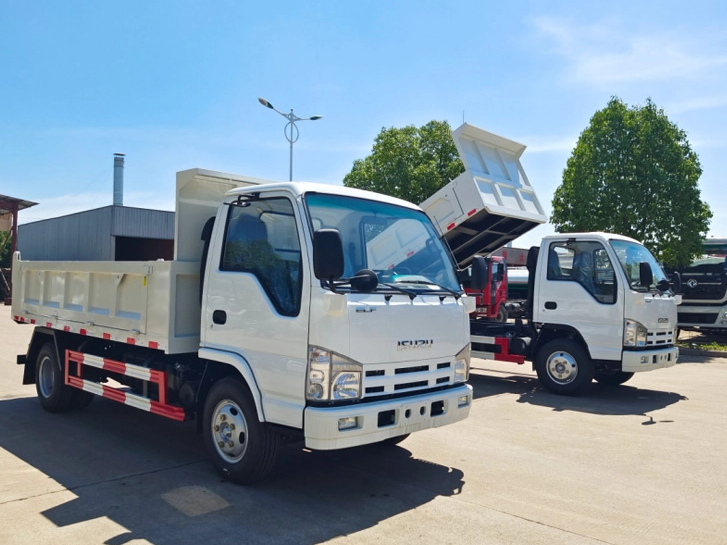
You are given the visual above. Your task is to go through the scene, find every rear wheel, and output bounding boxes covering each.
[70,389,95,409]
[535,339,594,396]
[35,343,75,412]
[594,371,634,386]
[203,378,280,484]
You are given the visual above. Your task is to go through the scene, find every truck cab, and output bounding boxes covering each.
[529,233,679,392]
[199,182,475,450]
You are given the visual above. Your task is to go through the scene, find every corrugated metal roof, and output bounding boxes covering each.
[17,206,174,261]
[0,194,38,213]
[112,206,174,239]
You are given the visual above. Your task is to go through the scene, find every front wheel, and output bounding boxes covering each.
[535,339,594,396]
[594,371,634,386]
[202,378,280,484]
[496,305,508,323]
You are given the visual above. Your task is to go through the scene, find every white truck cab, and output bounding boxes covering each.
[530,232,678,390]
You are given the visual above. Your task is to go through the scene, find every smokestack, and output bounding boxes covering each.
[113,153,125,206]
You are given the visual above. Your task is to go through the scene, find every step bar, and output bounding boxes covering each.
[64,350,186,421]
[470,335,526,364]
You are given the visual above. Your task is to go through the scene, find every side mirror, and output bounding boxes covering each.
[313,229,344,281]
[669,271,682,294]
[639,262,653,288]
[470,256,488,290]
[656,279,671,293]
[350,269,378,292]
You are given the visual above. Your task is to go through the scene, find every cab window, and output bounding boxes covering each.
[220,197,302,316]
[547,241,617,304]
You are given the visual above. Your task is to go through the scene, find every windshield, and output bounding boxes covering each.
[610,239,668,290]
[305,193,461,293]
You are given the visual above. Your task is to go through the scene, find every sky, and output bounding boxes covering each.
[1,0,726,249]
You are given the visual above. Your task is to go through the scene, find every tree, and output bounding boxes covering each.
[0,230,11,268]
[551,97,711,268]
[343,120,464,204]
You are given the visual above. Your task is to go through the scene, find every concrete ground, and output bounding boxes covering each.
[1,304,726,545]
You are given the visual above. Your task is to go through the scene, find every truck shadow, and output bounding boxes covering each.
[0,396,464,545]
[468,367,687,417]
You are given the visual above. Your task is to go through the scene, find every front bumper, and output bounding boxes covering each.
[303,384,473,450]
[622,346,679,373]
[678,306,727,329]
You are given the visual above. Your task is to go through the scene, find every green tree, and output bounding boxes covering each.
[551,97,711,268]
[343,120,464,204]
[0,230,11,268]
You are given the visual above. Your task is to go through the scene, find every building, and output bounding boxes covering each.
[16,154,174,262]
[17,205,174,261]
[0,211,10,231]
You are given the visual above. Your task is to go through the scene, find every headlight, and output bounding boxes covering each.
[454,344,470,383]
[624,319,648,347]
[307,346,362,401]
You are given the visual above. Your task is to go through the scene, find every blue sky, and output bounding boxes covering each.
[2,0,726,249]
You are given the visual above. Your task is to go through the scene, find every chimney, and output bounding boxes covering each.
[113,153,125,206]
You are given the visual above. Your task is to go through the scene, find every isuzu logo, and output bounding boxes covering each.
[397,339,434,351]
[658,318,669,324]
[686,279,698,288]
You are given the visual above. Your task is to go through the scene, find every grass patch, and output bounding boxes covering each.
[676,339,727,352]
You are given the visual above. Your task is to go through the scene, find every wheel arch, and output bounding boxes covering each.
[23,328,81,385]
[197,347,265,424]
[533,324,591,363]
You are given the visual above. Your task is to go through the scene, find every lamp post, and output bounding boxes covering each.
[258,97,322,181]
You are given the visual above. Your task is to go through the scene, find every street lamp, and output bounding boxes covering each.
[258,97,322,181]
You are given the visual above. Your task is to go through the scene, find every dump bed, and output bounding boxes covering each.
[420,123,547,267]
[9,168,276,354]
[11,255,201,353]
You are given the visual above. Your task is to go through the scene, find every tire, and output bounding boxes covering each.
[535,339,594,396]
[71,389,95,410]
[202,378,280,484]
[35,342,75,412]
[496,306,508,323]
[594,371,634,386]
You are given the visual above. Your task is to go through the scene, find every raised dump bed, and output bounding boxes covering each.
[420,123,547,267]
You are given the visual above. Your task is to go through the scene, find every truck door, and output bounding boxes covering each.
[534,240,624,361]
[202,193,310,428]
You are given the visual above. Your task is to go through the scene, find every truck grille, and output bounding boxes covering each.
[646,329,675,346]
[363,360,453,397]
[678,312,718,325]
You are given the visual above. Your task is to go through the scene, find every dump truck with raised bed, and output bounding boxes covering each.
[420,123,680,395]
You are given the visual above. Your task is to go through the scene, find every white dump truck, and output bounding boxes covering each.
[420,123,680,395]
[11,168,480,483]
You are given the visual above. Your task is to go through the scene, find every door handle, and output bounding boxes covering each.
[213,310,227,324]
[544,301,557,310]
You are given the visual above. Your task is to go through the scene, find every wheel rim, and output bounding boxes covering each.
[38,356,55,398]
[211,398,249,463]
[545,350,578,385]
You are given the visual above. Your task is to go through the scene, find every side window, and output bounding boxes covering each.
[547,241,617,304]
[221,197,302,316]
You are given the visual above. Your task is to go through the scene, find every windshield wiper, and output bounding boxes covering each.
[380,283,418,300]
[395,279,462,299]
